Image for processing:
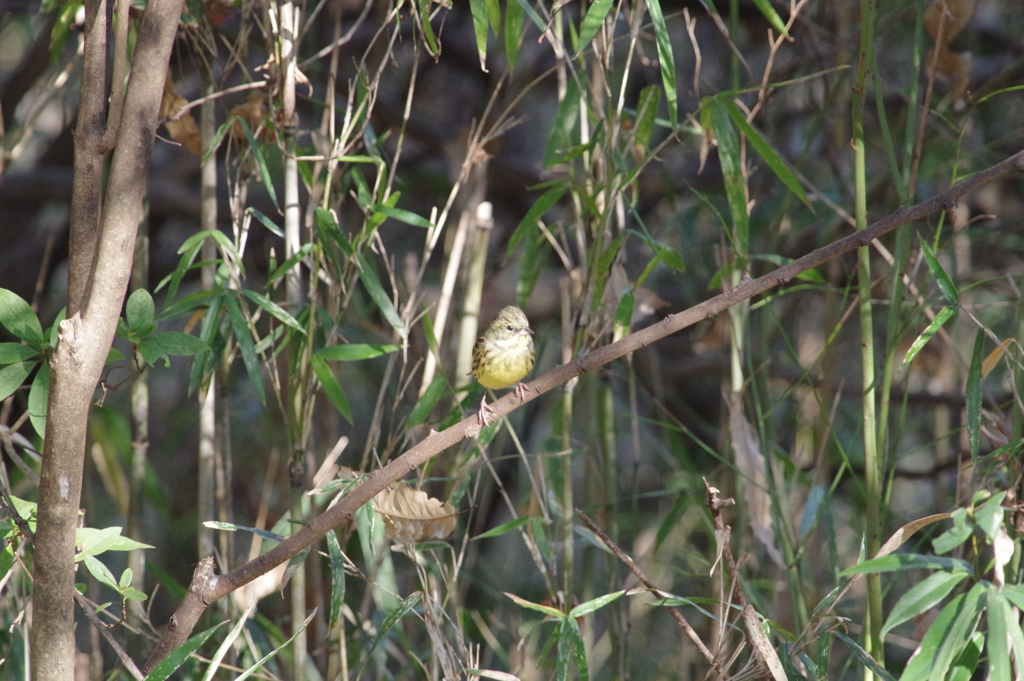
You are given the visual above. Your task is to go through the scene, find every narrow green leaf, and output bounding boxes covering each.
[240,290,306,334]
[468,0,490,70]
[965,328,984,458]
[633,85,661,153]
[224,294,266,405]
[28,361,49,439]
[838,553,973,576]
[750,0,790,39]
[920,238,959,305]
[577,0,614,56]
[474,516,532,540]
[899,306,958,372]
[370,204,434,229]
[267,242,314,285]
[0,361,35,402]
[932,508,973,554]
[356,253,406,340]
[543,77,580,167]
[508,187,565,252]
[931,584,986,681]
[505,592,564,618]
[569,590,626,618]
[707,98,748,254]
[986,588,1011,681]
[881,571,968,637]
[0,289,43,346]
[233,610,316,681]
[517,231,549,308]
[315,344,400,361]
[310,355,352,423]
[723,99,808,205]
[504,0,524,69]
[246,206,284,237]
[233,117,280,212]
[512,0,546,32]
[973,491,1006,540]
[645,0,677,127]
[407,373,447,426]
[326,530,347,631]
[142,623,226,681]
[834,633,896,681]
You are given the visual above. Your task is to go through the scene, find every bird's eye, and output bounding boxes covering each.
[506,325,514,332]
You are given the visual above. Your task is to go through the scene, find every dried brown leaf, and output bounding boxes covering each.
[373,485,457,543]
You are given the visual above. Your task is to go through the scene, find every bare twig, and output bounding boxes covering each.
[577,509,717,666]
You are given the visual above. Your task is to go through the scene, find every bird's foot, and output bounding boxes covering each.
[513,381,529,403]
[477,395,496,427]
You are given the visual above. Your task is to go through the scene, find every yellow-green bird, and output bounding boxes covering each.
[469,306,536,425]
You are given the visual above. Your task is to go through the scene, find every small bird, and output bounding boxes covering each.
[469,306,536,425]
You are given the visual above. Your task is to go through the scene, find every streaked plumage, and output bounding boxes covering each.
[469,306,536,424]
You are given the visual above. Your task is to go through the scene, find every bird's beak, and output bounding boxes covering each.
[523,326,534,336]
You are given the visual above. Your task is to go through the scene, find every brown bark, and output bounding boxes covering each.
[30,0,184,678]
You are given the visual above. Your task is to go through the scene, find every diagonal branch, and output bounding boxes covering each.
[144,146,1024,671]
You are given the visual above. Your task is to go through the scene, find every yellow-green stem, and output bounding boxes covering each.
[852,0,884,674]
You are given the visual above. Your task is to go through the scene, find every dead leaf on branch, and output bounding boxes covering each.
[159,75,202,155]
[373,484,458,544]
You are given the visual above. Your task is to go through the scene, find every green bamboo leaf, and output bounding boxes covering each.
[924,584,986,681]
[144,623,227,681]
[315,344,400,361]
[723,99,808,205]
[246,206,283,237]
[633,85,661,153]
[965,328,984,458]
[986,588,1011,681]
[224,294,266,405]
[838,553,973,576]
[0,361,35,402]
[0,289,44,346]
[544,77,580,167]
[370,204,434,229]
[881,571,968,637]
[267,242,314,285]
[233,117,280,212]
[512,0,546,32]
[577,0,614,56]
[407,373,446,426]
[707,98,748,254]
[505,592,564,618]
[468,0,490,70]
[569,590,626,619]
[310,355,352,423]
[474,516,531,540]
[504,0,524,69]
[750,0,790,39]
[920,238,959,305]
[645,0,677,128]
[356,253,407,340]
[233,610,316,681]
[834,633,895,681]
[899,305,959,372]
[508,186,565,252]
[239,290,306,334]
[326,530,347,631]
